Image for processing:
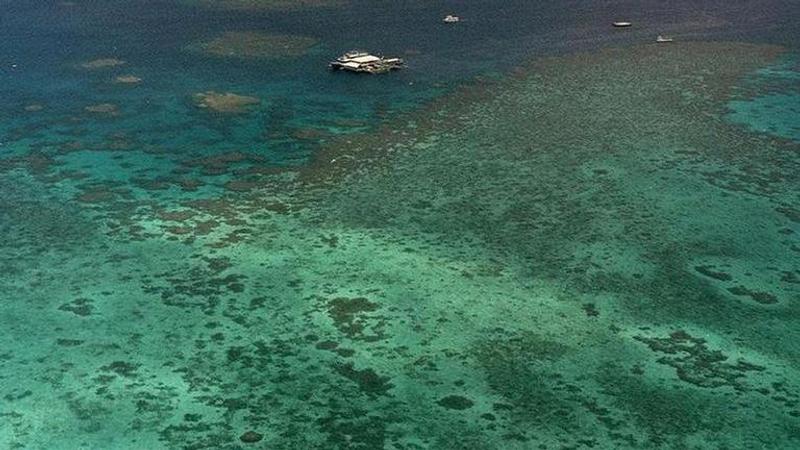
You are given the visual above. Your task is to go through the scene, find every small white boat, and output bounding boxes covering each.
[612,21,632,27]
[656,35,674,43]
[443,15,460,23]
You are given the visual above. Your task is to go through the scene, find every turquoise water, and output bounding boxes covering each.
[1,1,800,449]
[727,56,800,141]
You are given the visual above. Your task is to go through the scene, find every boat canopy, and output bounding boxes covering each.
[348,55,382,64]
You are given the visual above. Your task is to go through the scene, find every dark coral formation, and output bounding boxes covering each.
[437,395,474,410]
[333,363,393,397]
[183,151,266,176]
[326,297,384,340]
[727,286,779,304]
[239,430,263,443]
[635,330,766,389]
[58,298,93,316]
[99,361,140,378]
[474,330,577,437]
[694,265,733,281]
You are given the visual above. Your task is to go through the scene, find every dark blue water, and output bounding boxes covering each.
[2,0,797,168]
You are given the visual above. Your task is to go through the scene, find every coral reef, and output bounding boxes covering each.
[192,91,260,113]
[2,37,799,450]
[635,330,766,389]
[187,0,344,11]
[84,103,120,116]
[80,58,125,69]
[189,31,317,59]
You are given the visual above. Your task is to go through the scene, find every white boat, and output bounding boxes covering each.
[443,15,460,23]
[329,50,405,74]
[612,21,632,27]
[656,35,674,43]
[337,51,371,61]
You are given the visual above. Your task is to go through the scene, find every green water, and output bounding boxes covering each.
[2,38,799,448]
[2,0,800,446]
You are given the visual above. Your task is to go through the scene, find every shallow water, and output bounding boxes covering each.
[1,1,799,449]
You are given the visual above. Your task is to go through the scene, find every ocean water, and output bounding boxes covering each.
[1,1,799,449]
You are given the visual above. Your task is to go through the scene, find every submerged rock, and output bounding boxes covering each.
[192,91,260,113]
[84,103,119,116]
[239,430,263,443]
[188,0,343,11]
[114,74,142,84]
[190,31,317,59]
[81,58,125,69]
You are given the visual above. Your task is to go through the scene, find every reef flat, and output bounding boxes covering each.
[1,40,799,449]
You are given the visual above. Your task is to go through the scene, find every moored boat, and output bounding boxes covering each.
[329,51,405,74]
[612,21,632,27]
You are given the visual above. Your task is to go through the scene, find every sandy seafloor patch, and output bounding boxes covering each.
[1,36,800,450]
